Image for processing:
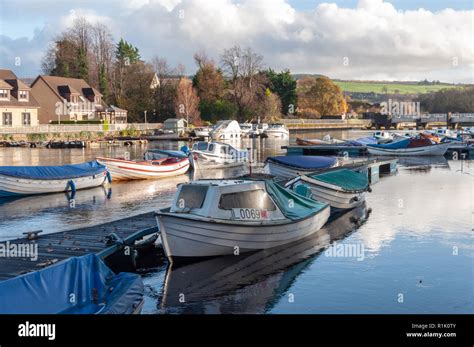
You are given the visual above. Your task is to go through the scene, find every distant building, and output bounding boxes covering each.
[31,75,127,124]
[0,69,40,127]
[163,118,187,134]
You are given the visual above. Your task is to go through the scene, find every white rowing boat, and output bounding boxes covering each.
[0,161,109,197]
[96,156,190,181]
[155,179,330,260]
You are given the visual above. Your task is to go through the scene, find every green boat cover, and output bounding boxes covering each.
[265,180,328,221]
[309,169,369,192]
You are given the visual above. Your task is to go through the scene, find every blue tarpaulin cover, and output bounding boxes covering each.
[268,156,337,170]
[0,254,143,314]
[266,180,328,221]
[0,161,106,180]
[368,138,410,149]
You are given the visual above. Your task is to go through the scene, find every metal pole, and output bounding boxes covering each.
[144,110,147,124]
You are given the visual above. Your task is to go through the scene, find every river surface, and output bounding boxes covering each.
[0,130,472,313]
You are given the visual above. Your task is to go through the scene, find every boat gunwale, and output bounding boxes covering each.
[155,203,330,227]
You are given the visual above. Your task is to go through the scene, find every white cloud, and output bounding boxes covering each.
[0,0,472,83]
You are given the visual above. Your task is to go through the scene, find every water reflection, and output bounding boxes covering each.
[149,204,369,314]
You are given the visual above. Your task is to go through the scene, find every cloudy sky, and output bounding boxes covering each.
[0,0,473,83]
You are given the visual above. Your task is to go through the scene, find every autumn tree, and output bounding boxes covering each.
[175,78,201,125]
[259,88,282,121]
[298,76,347,117]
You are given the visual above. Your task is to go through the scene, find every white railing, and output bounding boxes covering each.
[0,123,162,134]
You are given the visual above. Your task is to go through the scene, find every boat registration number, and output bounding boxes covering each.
[232,208,269,220]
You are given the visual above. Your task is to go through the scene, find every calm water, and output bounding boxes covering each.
[0,130,472,313]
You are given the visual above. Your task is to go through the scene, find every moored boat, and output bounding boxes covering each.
[367,137,451,156]
[194,127,212,138]
[97,153,190,181]
[295,135,344,146]
[209,120,241,140]
[264,155,339,178]
[286,168,370,210]
[262,123,289,139]
[0,254,144,314]
[189,141,248,169]
[0,160,110,197]
[155,179,330,260]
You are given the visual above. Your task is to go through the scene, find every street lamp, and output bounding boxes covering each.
[144,110,147,124]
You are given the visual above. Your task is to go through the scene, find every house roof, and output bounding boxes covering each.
[0,69,39,108]
[33,75,103,101]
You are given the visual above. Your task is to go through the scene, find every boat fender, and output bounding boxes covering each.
[367,186,372,193]
[106,170,113,183]
[67,180,76,194]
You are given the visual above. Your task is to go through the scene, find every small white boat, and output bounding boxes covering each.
[286,169,370,210]
[373,131,393,143]
[367,138,451,156]
[194,127,212,138]
[0,161,110,197]
[209,120,241,140]
[264,155,339,179]
[263,123,289,139]
[239,123,253,137]
[155,179,330,260]
[190,141,248,169]
[97,152,190,181]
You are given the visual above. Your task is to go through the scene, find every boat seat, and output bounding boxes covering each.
[294,184,313,198]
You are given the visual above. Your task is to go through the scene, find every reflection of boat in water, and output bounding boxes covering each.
[156,203,369,313]
[396,156,449,169]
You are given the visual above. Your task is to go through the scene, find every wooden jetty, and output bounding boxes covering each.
[0,212,157,281]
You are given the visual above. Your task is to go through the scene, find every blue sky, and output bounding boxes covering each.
[0,0,473,82]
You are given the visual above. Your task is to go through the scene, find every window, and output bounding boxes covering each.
[220,146,227,154]
[0,89,9,99]
[2,113,12,126]
[22,113,31,125]
[197,142,208,151]
[175,185,208,209]
[19,90,28,101]
[208,144,215,152]
[219,190,276,211]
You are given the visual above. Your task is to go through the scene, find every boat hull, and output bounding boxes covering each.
[264,160,338,179]
[97,157,190,180]
[367,142,450,156]
[0,171,108,197]
[303,180,366,209]
[263,130,289,139]
[156,206,330,259]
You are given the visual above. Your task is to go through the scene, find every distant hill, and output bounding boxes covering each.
[333,80,466,94]
[291,75,469,94]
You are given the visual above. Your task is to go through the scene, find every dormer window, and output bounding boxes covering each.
[19,90,28,101]
[0,89,9,99]
[95,96,101,104]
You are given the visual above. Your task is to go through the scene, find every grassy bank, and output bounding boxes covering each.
[334,81,463,94]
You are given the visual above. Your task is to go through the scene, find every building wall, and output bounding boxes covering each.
[0,107,39,127]
[31,78,62,124]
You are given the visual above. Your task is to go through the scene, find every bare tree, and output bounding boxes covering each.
[69,17,92,52]
[175,78,201,125]
[220,46,266,121]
